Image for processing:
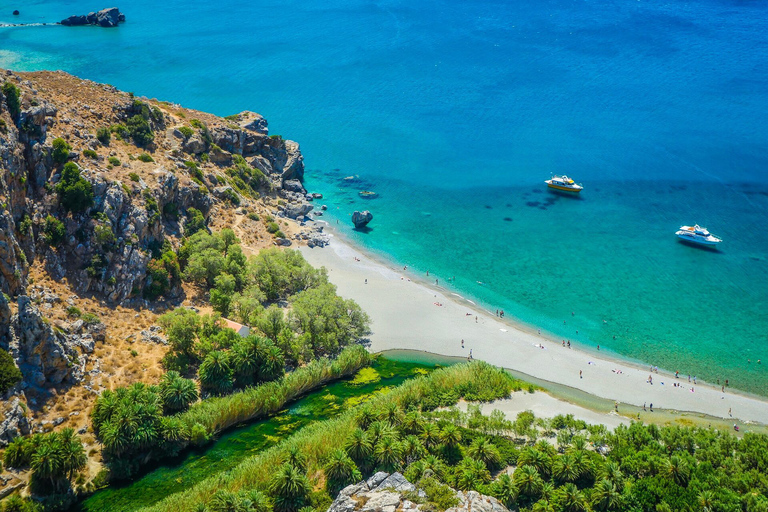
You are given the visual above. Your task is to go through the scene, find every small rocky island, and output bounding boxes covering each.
[61,7,125,27]
[352,210,373,228]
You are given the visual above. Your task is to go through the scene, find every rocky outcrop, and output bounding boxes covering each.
[0,211,25,296]
[352,210,373,228]
[0,398,31,447]
[7,296,80,387]
[61,7,125,27]
[328,473,509,512]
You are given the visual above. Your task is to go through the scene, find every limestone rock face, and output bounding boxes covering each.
[283,201,313,220]
[352,210,373,228]
[0,398,31,447]
[327,473,510,512]
[9,296,79,386]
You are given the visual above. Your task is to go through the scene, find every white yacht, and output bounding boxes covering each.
[545,175,583,193]
[676,225,722,246]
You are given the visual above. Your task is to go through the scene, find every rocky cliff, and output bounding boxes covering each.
[0,69,324,445]
[329,472,510,512]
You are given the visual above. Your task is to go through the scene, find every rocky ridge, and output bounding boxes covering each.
[328,472,510,512]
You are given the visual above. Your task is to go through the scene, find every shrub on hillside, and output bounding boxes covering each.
[109,157,121,166]
[178,126,194,138]
[51,137,71,165]
[83,149,98,159]
[137,152,154,163]
[2,81,21,119]
[127,115,154,147]
[0,348,22,393]
[56,163,93,213]
[96,126,111,145]
[184,207,207,236]
[42,215,66,246]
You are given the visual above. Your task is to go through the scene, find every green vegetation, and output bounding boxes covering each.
[2,81,21,119]
[96,126,111,145]
[51,137,71,165]
[144,248,181,300]
[190,118,204,129]
[138,153,154,163]
[267,222,280,234]
[83,149,98,159]
[137,361,516,512]
[0,348,22,393]
[178,126,194,138]
[88,344,370,482]
[184,207,207,236]
[226,155,270,197]
[56,163,94,213]
[42,215,65,246]
[124,100,159,147]
[3,428,86,502]
[174,231,368,364]
[109,157,121,167]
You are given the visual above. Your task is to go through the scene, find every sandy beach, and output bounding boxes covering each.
[300,233,768,427]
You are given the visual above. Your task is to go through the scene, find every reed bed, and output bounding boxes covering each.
[178,344,372,435]
[139,361,515,512]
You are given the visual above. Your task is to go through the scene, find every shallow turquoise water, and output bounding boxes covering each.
[2,0,767,392]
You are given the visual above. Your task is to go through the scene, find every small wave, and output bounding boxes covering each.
[467,300,476,305]
[451,293,464,298]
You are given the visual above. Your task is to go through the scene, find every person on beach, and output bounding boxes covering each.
[469,349,473,359]
[475,316,478,323]
[538,328,541,335]
[729,407,732,417]
[496,309,499,316]
[722,385,725,393]
[650,403,653,412]
[688,375,691,382]
[643,402,646,411]
[694,376,697,384]
[567,340,571,348]
[461,339,464,348]
[579,370,582,379]
[597,344,600,350]
[436,279,439,285]
[562,340,565,347]
[365,279,367,284]
[676,370,679,378]
[614,401,618,412]
[648,375,653,384]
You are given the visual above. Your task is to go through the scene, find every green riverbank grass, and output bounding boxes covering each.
[138,361,518,512]
[178,344,372,435]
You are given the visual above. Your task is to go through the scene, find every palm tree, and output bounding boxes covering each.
[59,428,86,479]
[368,420,397,445]
[468,437,501,469]
[401,435,426,464]
[355,407,377,430]
[490,473,518,509]
[514,465,544,499]
[31,437,64,491]
[553,454,579,483]
[198,350,234,395]
[518,448,552,479]
[241,490,270,512]
[455,457,491,491]
[591,479,622,511]
[556,483,587,512]
[208,489,244,512]
[270,463,311,512]
[345,428,373,469]
[324,449,362,494]
[231,338,261,387]
[374,436,403,473]
[402,411,423,435]
[599,462,624,491]
[540,482,555,504]
[258,339,285,382]
[664,455,690,487]
[698,490,715,512]
[381,402,403,426]
[571,450,592,482]
[440,424,462,449]
[420,422,440,451]
[160,371,199,412]
[531,500,555,512]
[283,445,308,472]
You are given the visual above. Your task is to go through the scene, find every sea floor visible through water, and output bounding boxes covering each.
[307,174,768,396]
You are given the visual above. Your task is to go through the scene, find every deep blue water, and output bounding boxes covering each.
[2,0,767,392]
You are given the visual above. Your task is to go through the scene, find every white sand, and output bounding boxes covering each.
[454,395,629,430]
[300,235,768,426]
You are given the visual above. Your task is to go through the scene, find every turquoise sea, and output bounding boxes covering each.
[2,0,767,393]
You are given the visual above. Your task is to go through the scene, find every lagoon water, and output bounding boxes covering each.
[2,0,767,392]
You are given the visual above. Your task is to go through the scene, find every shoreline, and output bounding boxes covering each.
[299,224,768,427]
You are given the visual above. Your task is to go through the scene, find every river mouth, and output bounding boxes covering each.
[76,357,443,512]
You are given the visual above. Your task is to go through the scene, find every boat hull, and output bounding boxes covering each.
[547,183,582,193]
[676,234,720,246]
